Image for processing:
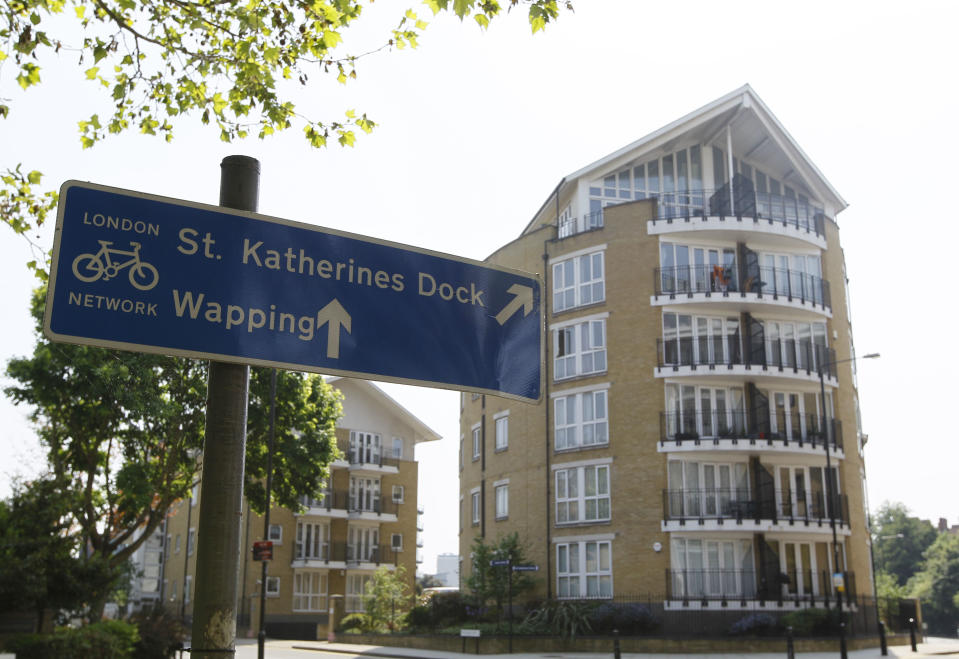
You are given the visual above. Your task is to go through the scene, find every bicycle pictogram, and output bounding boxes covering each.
[72,240,160,291]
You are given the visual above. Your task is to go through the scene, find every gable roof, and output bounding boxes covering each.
[523,85,846,235]
[326,376,442,444]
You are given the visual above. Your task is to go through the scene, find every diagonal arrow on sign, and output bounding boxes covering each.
[316,299,351,359]
[495,284,534,326]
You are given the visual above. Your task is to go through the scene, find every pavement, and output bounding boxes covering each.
[257,636,959,659]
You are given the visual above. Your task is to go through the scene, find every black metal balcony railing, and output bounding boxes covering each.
[348,495,397,516]
[294,541,397,565]
[299,489,349,512]
[659,410,843,453]
[656,338,836,378]
[654,264,831,310]
[665,568,856,603]
[347,450,400,469]
[561,188,827,241]
[662,487,850,527]
[346,543,397,565]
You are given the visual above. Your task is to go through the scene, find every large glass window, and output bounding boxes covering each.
[670,538,754,599]
[348,526,378,562]
[553,251,605,312]
[662,312,740,366]
[764,320,828,371]
[554,319,607,380]
[296,521,329,560]
[556,464,611,524]
[665,383,746,439]
[349,477,380,513]
[495,484,509,520]
[494,414,509,451]
[666,460,749,518]
[556,540,612,598]
[349,430,381,465]
[346,574,372,612]
[659,242,737,294]
[293,571,328,612]
[554,389,608,450]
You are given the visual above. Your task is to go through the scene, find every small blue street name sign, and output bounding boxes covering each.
[512,565,539,572]
[489,559,511,567]
[44,181,543,401]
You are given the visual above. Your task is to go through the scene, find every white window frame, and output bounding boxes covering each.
[494,411,509,451]
[187,527,196,556]
[295,521,330,560]
[392,436,403,460]
[471,423,481,461]
[553,317,607,381]
[392,485,405,504]
[391,533,403,551]
[174,534,181,554]
[555,538,613,599]
[349,430,382,464]
[265,575,280,597]
[268,524,283,544]
[346,574,372,612]
[552,249,606,313]
[494,481,509,520]
[555,463,611,524]
[554,386,609,450]
[470,488,481,525]
[184,574,192,604]
[293,571,328,612]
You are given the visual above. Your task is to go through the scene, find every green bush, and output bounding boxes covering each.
[728,612,780,636]
[339,612,374,633]
[129,605,186,659]
[780,607,841,636]
[589,602,659,635]
[7,620,139,659]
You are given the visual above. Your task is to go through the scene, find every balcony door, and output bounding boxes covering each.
[781,541,818,597]
[350,431,381,465]
[348,525,378,562]
[350,477,380,512]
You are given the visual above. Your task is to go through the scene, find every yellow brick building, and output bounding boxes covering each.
[459,86,875,619]
[160,376,439,639]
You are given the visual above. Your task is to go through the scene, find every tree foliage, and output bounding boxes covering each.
[1,0,571,249]
[907,532,959,635]
[465,532,536,617]
[362,565,412,631]
[3,286,341,617]
[872,501,937,586]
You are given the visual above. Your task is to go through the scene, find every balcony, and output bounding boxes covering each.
[662,487,850,528]
[656,338,836,383]
[347,450,400,473]
[653,264,830,313]
[348,495,398,519]
[346,543,397,566]
[665,569,856,604]
[557,210,605,239]
[659,410,843,455]
[297,490,349,516]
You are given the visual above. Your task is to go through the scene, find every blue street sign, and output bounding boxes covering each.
[512,565,539,572]
[489,559,510,567]
[44,181,543,401]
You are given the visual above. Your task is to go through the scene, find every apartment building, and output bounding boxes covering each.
[162,376,438,638]
[459,86,874,614]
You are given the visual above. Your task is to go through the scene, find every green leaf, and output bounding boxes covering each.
[85,66,99,80]
[27,171,42,185]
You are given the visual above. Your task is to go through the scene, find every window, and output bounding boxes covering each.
[268,524,283,544]
[471,424,481,461]
[346,574,372,612]
[348,526,379,562]
[553,251,605,312]
[495,484,509,520]
[554,319,607,380]
[184,575,192,604]
[671,538,754,599]
[664,383,746,439]
[662,312,741,367]
[764,320,828,371]
[169,579,177,602]
[293,571,328,611]
[554,388,608,450]
[296,521,329,560]
[174,534,181,554]
[494,413,509,451]
[556,540,612,598]
[391,533,403,551]
[349,430,382,465]
[659,243,737,294]
[392,485,405,504]
[392,437,403,460]
[187,528,196,556]
[265,576,280,597]
[349,476,381,512]
[555,464,610,524]
[191,483,198,505]
[165,534,171,557]
[666,460,749,518]
[471,489,481,525]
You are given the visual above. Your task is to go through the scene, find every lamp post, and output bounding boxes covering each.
[817,351,879,658]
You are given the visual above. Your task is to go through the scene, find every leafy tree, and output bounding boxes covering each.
[465,532,536,619]
[872,502,938,586]
[416,572,445,595]
[874,571,909,629]
[4,287,341,619]
[907,532,959,635]
[362,565,411,632]
[1,0,571,261]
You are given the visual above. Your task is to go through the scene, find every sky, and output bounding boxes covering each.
[2,0,958,576]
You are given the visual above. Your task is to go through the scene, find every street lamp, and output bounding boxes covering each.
[817,351,878,658]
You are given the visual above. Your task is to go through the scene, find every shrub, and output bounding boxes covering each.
[781,607,841,636]
[519,600,593,638]
[729,613,780,636]
[339,612,374,633]
[128,605,186,659]
[7,620,139,659]
[589,602,659,635]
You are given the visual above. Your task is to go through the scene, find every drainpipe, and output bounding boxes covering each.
[543,184,559,598]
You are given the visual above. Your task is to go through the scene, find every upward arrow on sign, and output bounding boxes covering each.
[316,298,351,359]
